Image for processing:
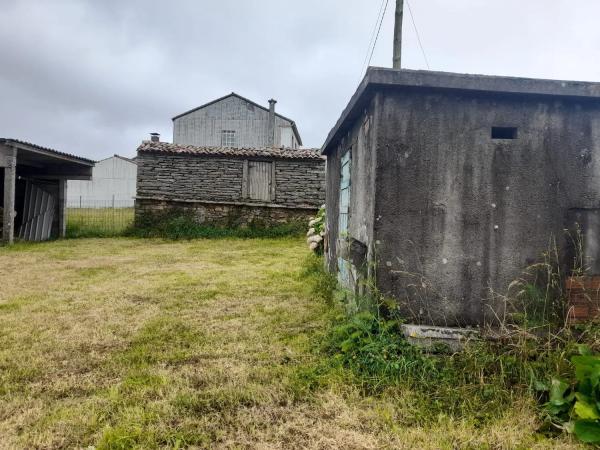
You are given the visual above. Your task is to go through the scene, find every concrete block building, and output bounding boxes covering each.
[323,67,600,326]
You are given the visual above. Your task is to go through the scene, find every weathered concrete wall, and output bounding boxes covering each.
[373,88,600,326]
[325,142,341,273]
[325,96,378,290]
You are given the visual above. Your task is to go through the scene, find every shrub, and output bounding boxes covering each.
[546,345,600,444]
[306,206,325,254]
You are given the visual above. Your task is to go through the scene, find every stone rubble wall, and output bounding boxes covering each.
[135,198,315,227]
[135,152,325,226]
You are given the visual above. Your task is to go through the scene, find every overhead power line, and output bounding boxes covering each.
[358,0,430,82]
[360,0,387,74]
[406,0,431,69]
[367,0,390,69]
[358,0,390,83]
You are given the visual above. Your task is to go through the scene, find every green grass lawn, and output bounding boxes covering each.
[66,208,134,238]
[0,238,583,449]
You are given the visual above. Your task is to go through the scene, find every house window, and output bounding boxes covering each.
[247,161,272,201]
[221,130,236,147]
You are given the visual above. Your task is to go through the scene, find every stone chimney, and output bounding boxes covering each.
[267,99,277,147]
[150,132,160,143]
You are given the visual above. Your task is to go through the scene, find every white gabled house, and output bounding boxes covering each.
[67,155,137,207]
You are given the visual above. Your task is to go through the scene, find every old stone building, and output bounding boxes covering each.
[135,141,325,226]
[323,67,600,326]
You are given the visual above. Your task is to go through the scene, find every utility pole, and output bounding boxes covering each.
[393,0,404,69]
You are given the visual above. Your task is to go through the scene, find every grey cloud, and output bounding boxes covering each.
[1,0,600,160]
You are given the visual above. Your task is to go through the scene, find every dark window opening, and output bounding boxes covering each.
[492,127,518,140]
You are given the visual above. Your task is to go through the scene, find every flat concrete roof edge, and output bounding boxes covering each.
[368,67,600,99]
[321,67,600,154]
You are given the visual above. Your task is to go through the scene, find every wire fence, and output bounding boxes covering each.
[66,198,135,238]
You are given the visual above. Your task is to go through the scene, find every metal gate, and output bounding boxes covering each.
[248,161,272,201]
[338,149,352,287]
[18,181,57,241]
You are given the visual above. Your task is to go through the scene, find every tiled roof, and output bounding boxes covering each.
[0,138,95,164]
[137,141,323,160]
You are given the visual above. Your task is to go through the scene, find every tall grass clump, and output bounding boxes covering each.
[300,253,337,305]
[300,229,600,436]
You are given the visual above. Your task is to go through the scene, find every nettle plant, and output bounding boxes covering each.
[547,345,600,444]
[307,206,326,254]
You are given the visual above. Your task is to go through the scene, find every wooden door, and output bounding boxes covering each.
[248,161,272,202]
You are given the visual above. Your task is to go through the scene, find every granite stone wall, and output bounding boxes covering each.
[137,153,245,203]
[135,198,315,227]
[135,152,325,227]
[274,159,325,207]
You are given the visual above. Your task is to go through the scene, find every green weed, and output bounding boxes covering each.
[129,208,305,240]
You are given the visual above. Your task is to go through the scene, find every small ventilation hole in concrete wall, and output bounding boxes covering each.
[491,127,518,139]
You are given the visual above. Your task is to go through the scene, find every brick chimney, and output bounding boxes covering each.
[150,132,160,143]
[267,99,277,147]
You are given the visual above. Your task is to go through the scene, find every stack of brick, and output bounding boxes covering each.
[566,276,600,322]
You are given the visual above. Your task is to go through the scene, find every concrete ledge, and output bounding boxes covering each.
[323,67,600,154]
[401,324,479,352]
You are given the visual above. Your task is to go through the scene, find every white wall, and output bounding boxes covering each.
[67,156,137,207]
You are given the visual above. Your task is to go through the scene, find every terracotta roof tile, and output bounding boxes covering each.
[137,141,323,160]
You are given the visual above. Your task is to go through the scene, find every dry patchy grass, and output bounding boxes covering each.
[0,238,583,449]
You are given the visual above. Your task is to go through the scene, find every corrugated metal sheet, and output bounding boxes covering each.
[173,95,297,148]
[248,161,272,201]
[18,182,56,241]
[67,156,137,206]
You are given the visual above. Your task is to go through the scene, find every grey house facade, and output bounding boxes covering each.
[173,93,302,149]
[135,141,325,226]
[323,67,600,326]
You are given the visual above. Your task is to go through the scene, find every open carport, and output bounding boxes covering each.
[0,139,94,244]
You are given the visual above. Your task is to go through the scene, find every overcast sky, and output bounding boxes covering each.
[1,0,599,160]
